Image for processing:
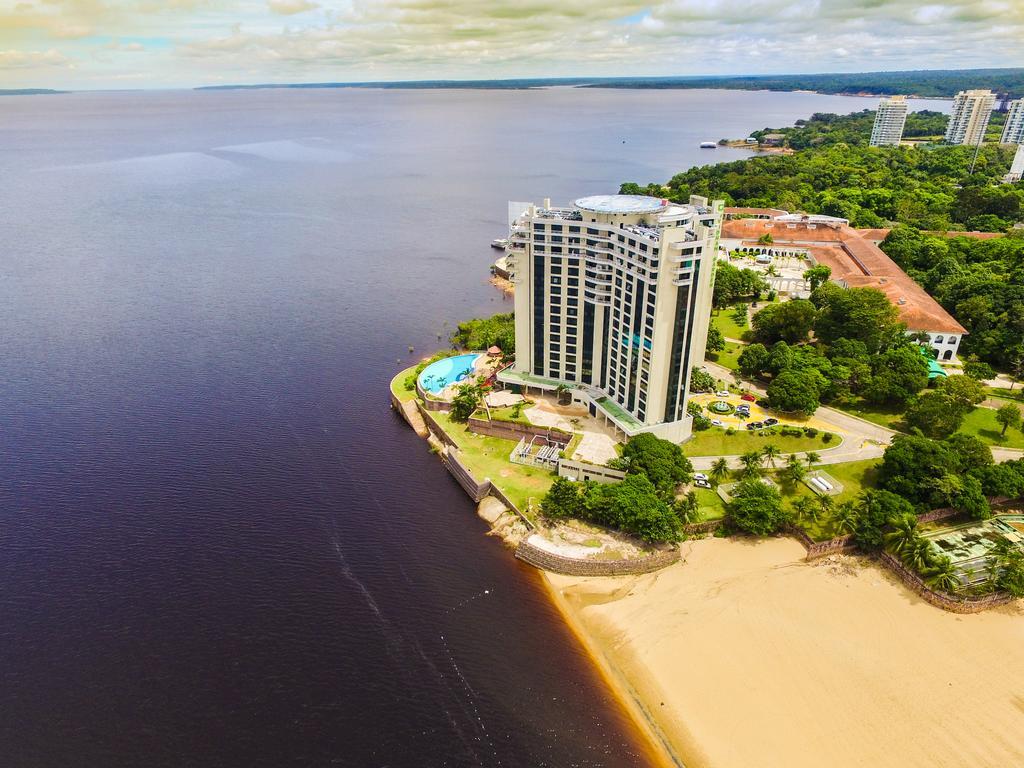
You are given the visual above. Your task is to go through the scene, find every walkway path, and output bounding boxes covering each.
[699,360,1024,466]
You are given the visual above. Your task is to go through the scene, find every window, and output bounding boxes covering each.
[934,336,944,344]
[947,336,958,344]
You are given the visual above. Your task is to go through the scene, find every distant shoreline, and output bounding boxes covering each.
[190,68,1021,98]
[0,89,66,96]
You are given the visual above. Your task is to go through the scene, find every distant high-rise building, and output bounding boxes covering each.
[500,194,723,442]
[1004,144,1024,184]
[1000,98,1024,144]
[945,90,996,146]
[870,95,908,146]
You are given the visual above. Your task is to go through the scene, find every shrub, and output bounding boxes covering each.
[803,426,819,438]
[822,432,834,444]
[727,479,788,536]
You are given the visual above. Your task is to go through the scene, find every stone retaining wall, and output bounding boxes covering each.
[467,416,571,445]
[683,518,724,535]
[415,379,453,412]
[390,392,429,437]
[879,552,1014,614]
[515,539,680,576]
[441,449,491,503]
[416,403,457,448]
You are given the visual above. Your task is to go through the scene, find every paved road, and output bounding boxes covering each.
[692,361,896,469]
[698,360,1024,466]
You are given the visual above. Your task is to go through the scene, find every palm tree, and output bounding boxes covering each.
[905,536,934,572]
[784,454,806,485]
[792,495,818,523]
[835,501,858,535]
[739,451,764,478]
[804,451,822,473]
[883,514,919,558]
[925,556,961,594]
[675,491,701,525]
[816,493,835,519]
[710,458,730,486]
[761,443,782,469]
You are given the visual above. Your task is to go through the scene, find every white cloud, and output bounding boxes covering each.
[267,0,318,14]
[1,0,1023,87]
[0,47,68,68]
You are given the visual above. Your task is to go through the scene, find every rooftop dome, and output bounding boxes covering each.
[574,194,668,215]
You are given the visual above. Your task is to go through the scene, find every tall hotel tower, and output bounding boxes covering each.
[944,89,996,146]
[499,194,723,443]
[1001,98,1024,145]
[870,95,908,146]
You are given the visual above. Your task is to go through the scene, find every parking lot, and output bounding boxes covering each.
[689,391,791,431]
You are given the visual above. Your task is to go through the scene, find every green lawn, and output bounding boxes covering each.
[683,426,839,457]
[711,306,749,341]
[390,364,421,403]
[430,411,556,515]
[707,340,744,371]
[831,399,906,430]
[474,404,532,425]
[958,407,1024,449]
[781,458,881,541]
[693,488,726,521]
[986,387,1024,405]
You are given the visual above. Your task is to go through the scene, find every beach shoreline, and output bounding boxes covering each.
[546,537,1024,768]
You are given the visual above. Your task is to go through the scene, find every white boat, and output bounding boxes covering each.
[699,141,717,149]
[491,238,509,249]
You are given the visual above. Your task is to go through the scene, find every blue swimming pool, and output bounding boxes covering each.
[418,353,482,394]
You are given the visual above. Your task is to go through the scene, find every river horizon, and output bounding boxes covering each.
[0,87,950,767]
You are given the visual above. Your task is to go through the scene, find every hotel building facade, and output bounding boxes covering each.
[1001,98,1024,145]
[870,95,909,147]
[499,194,723,443]
[945,89,996,146]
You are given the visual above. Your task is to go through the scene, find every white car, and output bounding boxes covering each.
[693,472,709,481]
[711,419,724,427]
[715,390,730,398]
[694,478,712,489]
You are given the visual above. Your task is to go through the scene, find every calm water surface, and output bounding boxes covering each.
[0,88,948,767]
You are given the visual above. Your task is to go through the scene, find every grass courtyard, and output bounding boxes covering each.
[706,340,744,371]
[958,407,1024,450]
[711,306,749,341]
[430,411,555,515]
[683,427,839,457]
[390,364,421,403]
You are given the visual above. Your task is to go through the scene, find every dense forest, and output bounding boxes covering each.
[747,110,1005,148]
[621,109,1024,369]
[622,111,1021,230]
[585,68,1024,98]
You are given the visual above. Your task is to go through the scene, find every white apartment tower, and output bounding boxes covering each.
[1004,144,1024,184]
[945,89,996,146]
[499,194,723,443]
[870,95,908,146]
[1000,98,1024,145]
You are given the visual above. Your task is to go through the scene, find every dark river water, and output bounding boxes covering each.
[0,87,948,767]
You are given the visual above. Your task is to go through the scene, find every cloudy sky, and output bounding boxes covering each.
[1,0,1022,90]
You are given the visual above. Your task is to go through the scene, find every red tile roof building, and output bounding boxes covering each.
[720,211,966,360]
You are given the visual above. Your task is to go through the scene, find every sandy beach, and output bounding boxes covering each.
[546,537,1024,768]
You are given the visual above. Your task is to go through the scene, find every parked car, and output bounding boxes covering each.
[747,421,763,430]
[694,478,712,489]
[764,417,779,426]
[711,419,724,427]
[716,390,730,398]
[736,405,750,413]
[741,393,756,402]
[694,472,709,481]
